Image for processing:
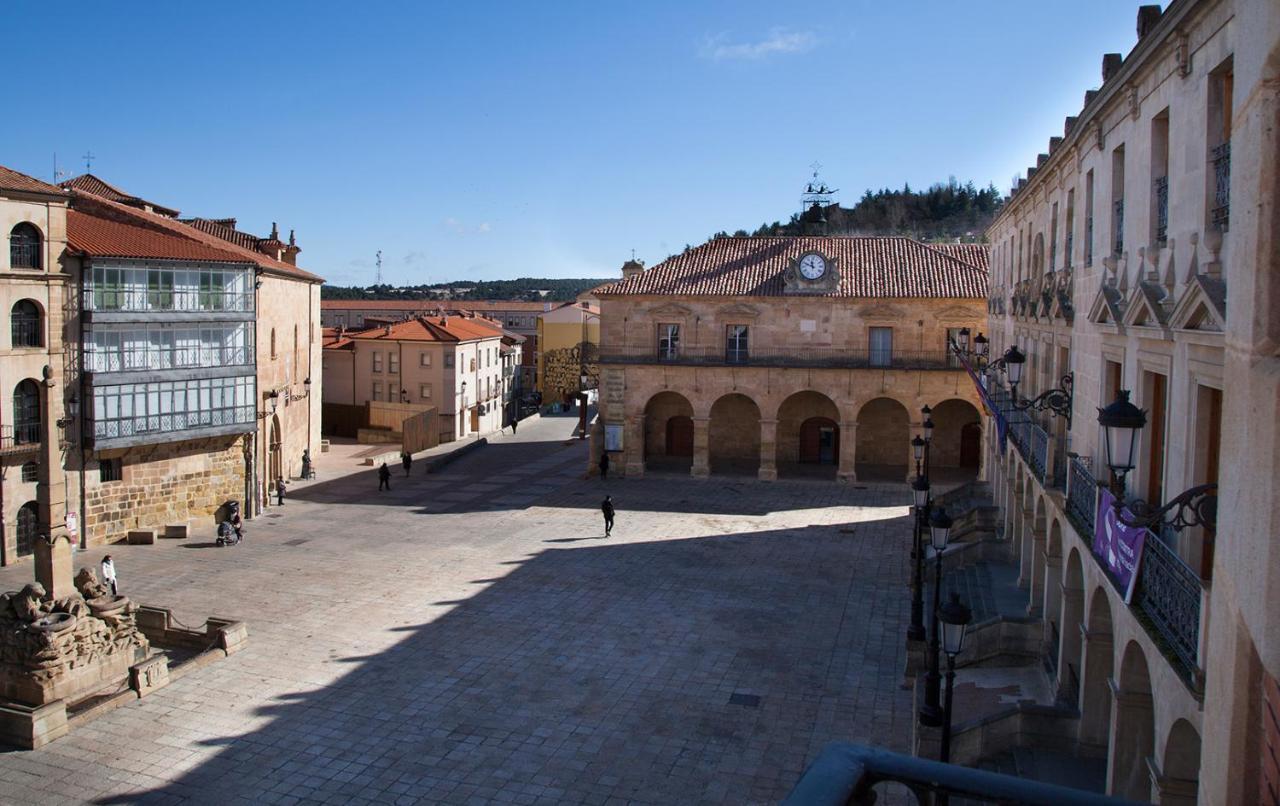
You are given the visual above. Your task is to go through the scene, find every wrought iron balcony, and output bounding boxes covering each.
[1066,454,1098,541]
[1134,531,1203,688]
[0,423,41,456]
[1085,216,1094,265]
[1112,198,1125,257]
[1211,140,1231,232]
[1154,175,1169,245]
[599,345,960,371]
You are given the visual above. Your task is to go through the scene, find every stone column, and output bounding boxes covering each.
[1077,625,1114,750]
[691,416,710,478]
[1106,679,1155,800]
[624,414,645,478]
[1055,585,1084,699]
[1148,762,1199,806]
[34,533,75,601]
[837,421,857,483]
[1027,529,1047,616]
[758,419,778,481]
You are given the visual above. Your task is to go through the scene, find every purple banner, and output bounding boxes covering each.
[960,356,1008,452]
[1093,488,1147,603]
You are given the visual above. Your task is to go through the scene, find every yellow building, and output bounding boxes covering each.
[535,300,599,405]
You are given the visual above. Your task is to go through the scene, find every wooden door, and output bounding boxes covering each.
[800,418,838,464]
[666,416,693,456]
[960,422,982,468]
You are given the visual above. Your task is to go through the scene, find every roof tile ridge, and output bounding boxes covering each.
[915,240,990,273]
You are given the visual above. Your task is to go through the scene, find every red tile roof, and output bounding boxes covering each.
[0,165,66,197]
[66,207,254,264]
[927,243,990,271]
[319,299,563,312]
[60,174,180,217]
[596,236,988,299]
[321,327,353,349]
[181,218,263,252]
[67,189,322,283]
[346,315,505,343]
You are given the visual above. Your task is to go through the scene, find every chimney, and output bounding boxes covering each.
[283,228,301,266]
[1136,5,1162,39]
[1064,116,1077,135]
[1102,53,1123,82]
[621,259,644,279]
[384,324,392,336]
[1036,153,1049,168]
[1049,136,1063,153]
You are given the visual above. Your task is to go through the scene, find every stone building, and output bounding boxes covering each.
[321,314,511,441]
[592,236,988,482]
[535,300,599,405]
[0,167,72,564]
[977,1,1279,802]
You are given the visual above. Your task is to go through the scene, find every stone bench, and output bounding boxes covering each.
[126,530,156,545]
[162,524,188,539]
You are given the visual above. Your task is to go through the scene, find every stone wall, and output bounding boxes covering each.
[84,436,246,545]
[708,394,760,462]
[854,398,911,465]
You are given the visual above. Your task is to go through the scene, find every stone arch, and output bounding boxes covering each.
[9,221,43,269]
[929,398,982,474]
[1079,587,1114,750]
[643,391,694,472]
[1043,517,1065,669]
[1059,548,1086,705]
[854,396,910,475]
[15,500,39,558]
[1028,495,1049,612]
[777,391,840,478]
[709,393,760,476]
[1111,641,1155,801]
[10,298,44,348]
[12,378,41,445]
[1161,718,1202,797]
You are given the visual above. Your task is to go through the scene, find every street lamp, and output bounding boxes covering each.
[973,332,988,360]
[920,506,953,727]
[938,592,973,775]
[908,474,930,642]
[1003,346,1026,396]
[269,390,280,415]
[57,395,79,428]
[303,376,312,397]
[957,327,970,354]
[911,435,925,476]
[922,417,935,478]
[1097,390,1146,491]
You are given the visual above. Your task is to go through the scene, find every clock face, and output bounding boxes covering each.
[799,253,827,280]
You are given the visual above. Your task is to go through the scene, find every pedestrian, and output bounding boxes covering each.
[402,451,412,476]
[276,477,286,506]
[601,495,615,537]
[598,451,610,480]
[511,418,518,435]
[101,555,118,596]
[301,449,313,480]
[378,462,391,491]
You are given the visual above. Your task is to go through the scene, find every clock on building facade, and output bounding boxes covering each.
[783,250,840,294]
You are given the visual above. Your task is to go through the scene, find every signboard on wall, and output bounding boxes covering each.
[603,368,626,423]
[605,424,624,452]
[1093,488,1148,603]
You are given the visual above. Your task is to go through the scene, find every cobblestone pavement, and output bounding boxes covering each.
[0,416,917,806]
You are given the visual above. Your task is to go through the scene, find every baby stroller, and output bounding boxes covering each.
[216,501,243,547]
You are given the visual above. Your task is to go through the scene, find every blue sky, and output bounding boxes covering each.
[6,1,1141,286]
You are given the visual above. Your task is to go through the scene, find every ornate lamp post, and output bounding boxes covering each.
[908,474,930,641]
[973,332,989,366]
[920,506,953,726]
[912,435,925,477]
[957,327,970,355]
[938,592,973,781]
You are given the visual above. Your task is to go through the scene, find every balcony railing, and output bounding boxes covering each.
[0,423,41,455]
[92,405,255,442]
[1008,416,1049,481]
[1154,175,1169,245]
[1084,216,1094,265]
[11,317,41,348]
[600,345,960,371]
[1112,198,1125,257]
[1134,529,1203,687]
[1065,230,1074,267]
[86,345,253,374]
[1066,454,1098,541]
[83,288,255,314]
[1211,141,1231,232]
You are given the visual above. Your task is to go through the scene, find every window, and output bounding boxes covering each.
[869,327,893,367]
[469,357,476,372]
[1085,170,1095,266]
[725,325,749,363]
[946,328,964,368]
[445,353,455,369]
[1151,110,1170,246]
[9,223,41,270]
[372,381,384,401]
[389,351,399,374]
[21,461,38,482]
[1065,190,1075,267]
[11,300,41,348]
[13,379,40,444]
[1049,203,1059,272]
[658,323,680,360]
[372,351,383,372]
[420,383,432,400]
[15,502,39,557]
[420,352,431,367]
[100,458,123,483]
[270,328,277,358]
[1208,59,1233,231]
[1111,145,1126,257]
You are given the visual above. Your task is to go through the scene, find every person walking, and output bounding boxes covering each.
[378,462,392,491]
[276,477,286,507]
[601,495,615,537]
[511,418,518,435]
[101,555,118,596]
[402,451,413,476]
[301,449,313,480]
[598,451,610,480]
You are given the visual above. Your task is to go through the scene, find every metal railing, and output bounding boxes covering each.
[10,317,41,348]
[1211,141,1231,232]
[783,743,1142,805]
[0,423,41,453]
[92,405,255,441]
[10,239,40,270]
[1112,198,1125,257]
[1134,529,1202,685]
[1066,455,1097,541]
[83,288,255,314]
[600,345,960,371]
[1154,176,1169,245]
[85,344,253,374]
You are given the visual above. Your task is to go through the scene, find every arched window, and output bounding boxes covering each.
[9,223,41,270]
[12,379,41,444]
[10,300,41,348]
[15,501,39,557]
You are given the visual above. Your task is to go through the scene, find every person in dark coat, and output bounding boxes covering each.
[402,452,413,476]
[598,452,610,480]
[601,495,615,537]
[511,418,518,434]
[276,478,286,506]
[378,462,392,491]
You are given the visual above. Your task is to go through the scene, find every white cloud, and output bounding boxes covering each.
[700,28,817,61]
[444,217,492,235]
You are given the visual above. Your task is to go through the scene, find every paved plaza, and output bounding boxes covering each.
[0,416,917,805]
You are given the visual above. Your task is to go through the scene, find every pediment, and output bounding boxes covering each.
[1121,281,1172,331]
[934,304,980,321]
[647,302,693,318]
[859,303,908,320]
[718,303,761,319]
[1169,274,1227,332]
[1087,284,1126,331]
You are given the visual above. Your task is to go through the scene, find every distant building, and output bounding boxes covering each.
[536,301,600,405]
[592,237,988,481]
